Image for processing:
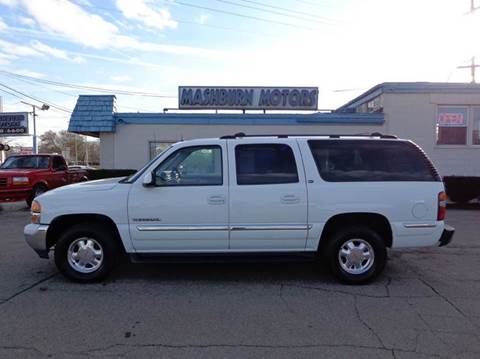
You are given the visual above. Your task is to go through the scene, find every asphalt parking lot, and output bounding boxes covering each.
[0,206,479,359]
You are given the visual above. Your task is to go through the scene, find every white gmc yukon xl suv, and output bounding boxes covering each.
[24,133,454,284]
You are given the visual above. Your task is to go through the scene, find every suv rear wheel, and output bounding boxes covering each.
[54,224,120,282]
[326,226,387,284]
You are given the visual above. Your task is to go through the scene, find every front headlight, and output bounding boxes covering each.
[31,200,41,223]
[12,176,29,185]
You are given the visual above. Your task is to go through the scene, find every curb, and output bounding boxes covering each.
[0,202,29,213]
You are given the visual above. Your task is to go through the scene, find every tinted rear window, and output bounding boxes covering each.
[308,140,440,182]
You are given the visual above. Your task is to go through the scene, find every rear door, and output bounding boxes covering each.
[227,138,309,251]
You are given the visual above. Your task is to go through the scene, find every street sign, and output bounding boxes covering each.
[179,86,318,110]
[19,146,33,154]
[0,112,29,136]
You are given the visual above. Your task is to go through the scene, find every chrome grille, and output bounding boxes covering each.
[0,178,6,187]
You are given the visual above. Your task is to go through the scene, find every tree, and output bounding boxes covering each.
[38,130,62,154]
[39,131,100,165]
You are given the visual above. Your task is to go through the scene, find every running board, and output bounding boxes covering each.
[129,252,317,264]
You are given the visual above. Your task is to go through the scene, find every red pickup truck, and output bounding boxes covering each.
[0,154,88,206]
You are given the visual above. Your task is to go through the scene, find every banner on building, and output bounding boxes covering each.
[0,112,29,136]
[437,107,468,127]
[179,86,318,110]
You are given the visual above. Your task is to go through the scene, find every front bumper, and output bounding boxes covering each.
[24,224,49,258]
[0,188,31,202]
[438,224,455,247]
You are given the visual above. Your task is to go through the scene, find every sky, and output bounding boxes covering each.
[0,0,478,145]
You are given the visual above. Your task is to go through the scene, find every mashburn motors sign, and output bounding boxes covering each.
[0,112,29,136]
[179,86,318,110]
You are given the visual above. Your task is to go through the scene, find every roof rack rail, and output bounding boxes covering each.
[219,132,397,139]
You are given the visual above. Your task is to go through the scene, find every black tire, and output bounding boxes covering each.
[54,223,120,283]
[26,184,48,207]
[326,226,387,285]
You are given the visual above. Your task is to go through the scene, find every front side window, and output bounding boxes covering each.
[308,140,439,182]
[154,145,222,186]
[235,144,299,185]
[436,107,468,145]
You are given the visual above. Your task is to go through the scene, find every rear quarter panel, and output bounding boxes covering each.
[297,139,445,249]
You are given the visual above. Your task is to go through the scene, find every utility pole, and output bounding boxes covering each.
[457,57,480,83]
[457,2,480,82]
[74,134,78,164]
[85,137,89,166]
[32,105,36,153]
[20,101,50,154]
[470,0,480,13]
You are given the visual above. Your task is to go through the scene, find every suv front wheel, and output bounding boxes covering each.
[327,226,387,284]
[54,224,120,282]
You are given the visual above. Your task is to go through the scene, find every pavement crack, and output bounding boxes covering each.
[284,283,389,298]
[406,300,451,351]
[416,277,480,331]
[278,284,296,315]
[73,342,391,357]
[70,342,454,358]
[0,345,45,355]
[0,272,58,306]
[353,295,387,349]
[384,276,392,298]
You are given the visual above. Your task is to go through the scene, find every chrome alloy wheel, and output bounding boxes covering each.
[67,237,104,274]
[338,238,375,275]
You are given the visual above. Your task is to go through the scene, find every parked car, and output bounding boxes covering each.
[68,165,96,170]
[24,134,454,284]
[0,154,88,206]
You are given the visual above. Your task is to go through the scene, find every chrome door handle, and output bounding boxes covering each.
[207,195,225,205]
[281,194,300,204]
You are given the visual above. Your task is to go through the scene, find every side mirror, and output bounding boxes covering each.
[142,172,154,187]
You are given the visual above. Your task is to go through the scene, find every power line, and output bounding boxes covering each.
[294,0,326,8]
[4,73,78,98]
[234,0,337,23]
[0,86,25,101]
[89,4,278,38]
[1,73,166,113]
[161,0,319,31]
[174,18,277,37]
[1,71,177,98]
[209,0,335,25]
[0,82,72,113]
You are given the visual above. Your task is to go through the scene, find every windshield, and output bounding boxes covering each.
[0,156,50,169]
[121,144,174,183]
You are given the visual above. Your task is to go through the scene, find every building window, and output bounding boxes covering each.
[149,142,172,160]
[436,107,468,145]
[473,107,480,145]
[355,95,383,113]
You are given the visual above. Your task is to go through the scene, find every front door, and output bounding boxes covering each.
[227,139,309,251]
[128,143,229,252]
